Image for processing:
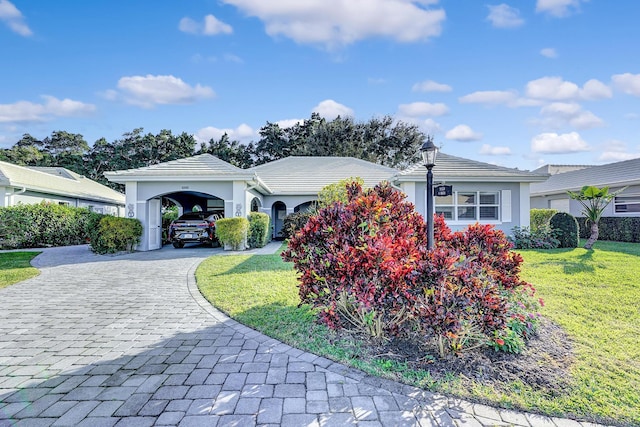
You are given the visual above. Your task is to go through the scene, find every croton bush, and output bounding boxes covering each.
[282,181,541,357]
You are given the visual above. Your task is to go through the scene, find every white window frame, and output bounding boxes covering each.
[614,193,640,215]
[435,191,501,224]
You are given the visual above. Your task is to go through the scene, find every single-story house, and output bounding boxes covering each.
[530,157,640,217]
[0,160,125,215]
[105,153,548,251]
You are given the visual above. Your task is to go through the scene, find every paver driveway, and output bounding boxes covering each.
[1,245,601,426]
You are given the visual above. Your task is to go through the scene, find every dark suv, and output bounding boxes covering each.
[168,211,220,248]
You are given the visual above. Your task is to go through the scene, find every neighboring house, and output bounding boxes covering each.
[0,160,125,216]
[105,153,548,251]
[530,157,640,217]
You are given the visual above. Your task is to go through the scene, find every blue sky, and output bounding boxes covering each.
[1,0,640,170]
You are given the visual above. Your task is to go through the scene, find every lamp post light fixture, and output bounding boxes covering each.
[420,137,438,250]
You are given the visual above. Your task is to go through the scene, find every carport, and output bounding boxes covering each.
[105,154,270,251]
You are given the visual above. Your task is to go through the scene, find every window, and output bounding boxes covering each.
[614,194,640,213]
[435,191,500,221]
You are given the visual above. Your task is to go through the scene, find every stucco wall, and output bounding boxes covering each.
[410,181,525,234]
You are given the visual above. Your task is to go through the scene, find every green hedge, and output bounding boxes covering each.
[215,217,249,250]
[247,212,271,248]
[576,217,640,243]
[0,202,93,249]
[89,216,143,254]
[530,209,557,232]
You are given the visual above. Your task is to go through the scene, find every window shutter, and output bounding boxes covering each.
[501,190,511,222]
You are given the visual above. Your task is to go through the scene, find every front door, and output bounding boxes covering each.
[149,198,162,250]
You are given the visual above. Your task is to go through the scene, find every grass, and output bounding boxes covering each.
[196,240,640,426]
[0,252,40,289]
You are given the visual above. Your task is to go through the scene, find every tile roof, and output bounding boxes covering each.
[530,157,640,196]
[0,161,125,205]
[250,156,398,194]
[104,154,255,182]
[395,152,549,183]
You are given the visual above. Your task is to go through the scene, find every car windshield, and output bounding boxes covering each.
[177,212,219,221]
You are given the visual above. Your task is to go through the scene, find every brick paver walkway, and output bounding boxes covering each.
[0,244,605,426]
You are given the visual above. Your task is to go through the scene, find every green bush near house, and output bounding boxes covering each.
[282,211,313,239]
[247,212,271,248]
[215,217,249,250]
[530,208,557,232]
[549,212,579,248]
[89,216,143,254]
[0,202,94,249]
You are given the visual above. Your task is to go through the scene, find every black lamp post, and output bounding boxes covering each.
[420,137,438,250]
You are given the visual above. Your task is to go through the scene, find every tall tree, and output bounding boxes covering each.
[42,131,89,172]
[197,133,254,168]
[567,185,627,249]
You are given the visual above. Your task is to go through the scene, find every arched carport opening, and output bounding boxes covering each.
[148,190,226,250]
[271,201,287,240]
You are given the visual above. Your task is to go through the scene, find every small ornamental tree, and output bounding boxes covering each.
[568,185,627,249]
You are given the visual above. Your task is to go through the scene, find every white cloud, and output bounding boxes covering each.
[179,14,233,35]
[596,140,640,162]
[537,102,604,129]
[412,80,452,92]
[480,144,512,155]
[531,131,590,154]
[536,0,585,17]
[0,96,95,123]
[423,118,442,134]
[276,118,304,128]
[312,99,354,119]
[540,48,557,58]
[110,75,215,108]
[221,0,446,48]
[581,79,613,100]
[445,124,482,142]
[0,0,32,36]
[526,76,580,100]
[195,123,256,143]
[398,102,449,117]
[459,90,518,105]
[526,76,611,101]
[486,4,524,28]
[612,73,640,96]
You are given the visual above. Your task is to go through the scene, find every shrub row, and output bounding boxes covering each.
[215,217,249,250]
[0,202,93,249]
[576,216,640,243]
[88,215,143,254]
[247,212,271,248]
[283,182,541,357]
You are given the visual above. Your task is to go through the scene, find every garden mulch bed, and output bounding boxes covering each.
[331,317,575,396]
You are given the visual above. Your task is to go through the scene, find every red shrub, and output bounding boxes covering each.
[283,183,537,354]
[282,182,427,336]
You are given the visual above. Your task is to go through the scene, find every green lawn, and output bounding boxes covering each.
[0,252,40,289]
[196,241,640,426]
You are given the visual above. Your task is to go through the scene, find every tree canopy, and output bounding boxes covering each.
[0,114,428,190]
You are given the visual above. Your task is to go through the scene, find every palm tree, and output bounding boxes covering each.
[567,185,627,249]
